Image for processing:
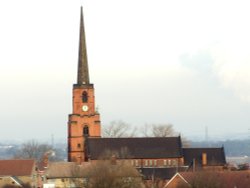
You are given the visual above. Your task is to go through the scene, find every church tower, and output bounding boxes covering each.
[68,7,101,163]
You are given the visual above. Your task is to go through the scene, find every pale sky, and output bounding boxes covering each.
[1,0,250,142]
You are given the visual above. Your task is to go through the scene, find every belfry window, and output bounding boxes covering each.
[82,91,88,103]
[83,125,89,136]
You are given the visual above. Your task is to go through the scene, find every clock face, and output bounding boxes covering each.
[82,105,89,112]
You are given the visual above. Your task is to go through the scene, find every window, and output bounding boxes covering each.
[145,160,148,166]
[149,160,153,166]
[164,160,167,166]
[154,160,157,166]
[82,91,88,103]
[83,126,89,136]
[168,159,171,166]
[77,143,81,148]
[131,160,134,166]
[135,160,139,167]
[172,159,177,166]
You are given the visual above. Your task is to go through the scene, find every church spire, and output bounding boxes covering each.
[77,6,90,85]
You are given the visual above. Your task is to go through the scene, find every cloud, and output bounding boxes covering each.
[211,41,250,103]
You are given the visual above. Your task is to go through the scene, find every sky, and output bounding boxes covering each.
[1,0,250,142]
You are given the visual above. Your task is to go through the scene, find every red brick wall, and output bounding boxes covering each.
[68,85,101,163]
[90,158,184,168]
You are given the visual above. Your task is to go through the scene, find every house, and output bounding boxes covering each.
[43,162,86,188]
[0,159,37,187]
[43,161,144,188]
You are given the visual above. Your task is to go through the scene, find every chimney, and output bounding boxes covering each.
[42,153,49,169]
[111,154,117,165]
[202,153,207,166]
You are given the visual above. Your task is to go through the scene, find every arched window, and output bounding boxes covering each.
[82,91,88,103]
[83,126,89,137]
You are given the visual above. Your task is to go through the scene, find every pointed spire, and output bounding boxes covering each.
[77,6,90,85]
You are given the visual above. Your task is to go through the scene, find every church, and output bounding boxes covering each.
[67,7,226,176]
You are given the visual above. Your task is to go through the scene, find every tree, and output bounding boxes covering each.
[143,124,190,147]
[142,123,176,137]
[14,140,62,161]
[102,120,137,138]
[78,160,143,188]
[69,151,143,188]
[103,121,190,146]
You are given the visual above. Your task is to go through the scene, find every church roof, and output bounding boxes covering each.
[183,147,226,166]
[87,137,183,160]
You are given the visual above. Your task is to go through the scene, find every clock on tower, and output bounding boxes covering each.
[67,7,101,164]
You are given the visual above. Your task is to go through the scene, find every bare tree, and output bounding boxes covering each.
[143,124,190,147]
[142,123,176,137]
[102,120,137,138]
[180,135,190,148]
[14,140,61,161]
[152,124,175,137]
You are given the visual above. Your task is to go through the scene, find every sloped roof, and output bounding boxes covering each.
[46,162,88,178]
[87,137,183,160]
[183,147,226,166]
[164,172,189,188]
[0,159,35,176]
[179,171,250,188]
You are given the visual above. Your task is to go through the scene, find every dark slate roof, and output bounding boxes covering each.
[140,167,188,180]
[87,137,183,160]
[183,147,226,166]
[0,159,35,176]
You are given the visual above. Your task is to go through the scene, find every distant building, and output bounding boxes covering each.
[0,159,37,187]
[67,6,227,180]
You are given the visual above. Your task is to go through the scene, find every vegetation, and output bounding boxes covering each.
[103,121,190,147]
[191,139,250,156]
[102,120,137,137]
[71,159,143,188]
[13,140,65,161]
[142,123,175,137]
[86,161,143,188]
[1,128,250,161]
[102,121,177,138]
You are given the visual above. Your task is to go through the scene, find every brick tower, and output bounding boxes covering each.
[68,7,101,163]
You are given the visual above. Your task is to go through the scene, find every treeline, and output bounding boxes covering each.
[0,141,67,160]
[190,139,250,157]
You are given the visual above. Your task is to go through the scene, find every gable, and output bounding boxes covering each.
[164,173,189,188]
